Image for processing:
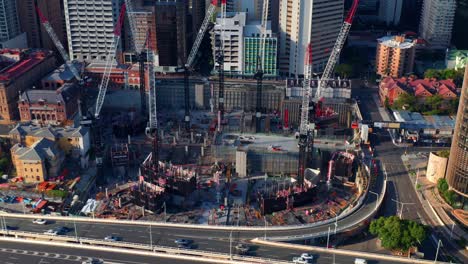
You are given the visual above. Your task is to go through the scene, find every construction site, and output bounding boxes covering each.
[0,0,372,227]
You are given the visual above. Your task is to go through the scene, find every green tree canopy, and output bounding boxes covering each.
[393,93,417,110]
[369,216,427,251]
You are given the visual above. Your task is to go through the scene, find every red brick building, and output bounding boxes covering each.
[379,76,459,106]
[18,83,80,125]
[0,49,56,123]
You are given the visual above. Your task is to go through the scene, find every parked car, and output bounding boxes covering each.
[1,225,17,231]
[177,243,192,249]
[33,219,47,225]
[44,226,69,235]
[104,235,121,242]
[354,258,367,264]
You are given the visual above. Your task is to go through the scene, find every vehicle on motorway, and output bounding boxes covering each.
[292,257,313,264]
[235,243,250,254]
[177,243,192,249]
[354,258,367,264]
[300,253,314,261]
[33,219,47,225]
[174,239,192,245]
[104,235,121,242]
[44,226,69,235]
[81,258,103,264]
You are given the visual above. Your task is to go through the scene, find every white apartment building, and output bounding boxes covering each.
[419,0,456,49]
[378,0,403,26]
[212,12,246,74]
[279,0,344,77]
[64,0,121,61]
[0,0,26,48]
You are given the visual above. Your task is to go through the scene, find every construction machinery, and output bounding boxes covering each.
[216,0,227,131]
[315,0,359,99]
[254,0,269,133]
[182,0,218,131]
[35,5,81,81]
[124,0,147,117]
[297,43,314,188]
[95,3,127,118]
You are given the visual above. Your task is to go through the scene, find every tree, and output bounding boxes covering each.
[424,69,441,79]
[370,216,428,251]
[393,93,417,110]
[437,178,449,193]
[335,63,353,78]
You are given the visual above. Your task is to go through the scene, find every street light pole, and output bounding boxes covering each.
[434,239,442,263]
[229,230,233,260]
[415,169,419,188]
[391,199,414,219]
[450,222,455,239]
[73,218,78,241]
[326,226,331,249]
[330,209,338,235]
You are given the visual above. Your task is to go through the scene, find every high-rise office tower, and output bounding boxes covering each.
[278,0,344,77]
[63,0,121,61]
[17,0,67,51]
[226,0,279,32]
[419,0,456,49]
[0,0,26,48]
[446,64,468,199]
[378,0,403,26]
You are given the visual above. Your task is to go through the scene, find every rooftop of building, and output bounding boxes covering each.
[377,35,416,49]
[42,62,84,83]
[19,83,80,104]
[381,76,458,97]
[393,110,455,131]
[9,122,88,139]
[0,49,53,82]
[12,137,60,162]
[244,21,273,37]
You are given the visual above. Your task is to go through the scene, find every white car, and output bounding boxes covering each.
[104,235,120,242]
[300,253,314,261]
[293,257,313,264]
[33,219,47,225]
[43,229,59,236]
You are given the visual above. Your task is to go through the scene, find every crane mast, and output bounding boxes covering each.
[254,0,269,133]
[183,0,218,131]
[316,0,359,99]
[298,43,314,188]
[125,0,147,117]
[35,5,81,81]
[216,0,227,129]
[95,3,127,118]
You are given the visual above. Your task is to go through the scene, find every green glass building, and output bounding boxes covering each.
[244,36,278,77]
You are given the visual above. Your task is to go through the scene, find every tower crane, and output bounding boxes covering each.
[315,0,359,99]
[124,0,147,117]
[35,5,81,81]
[183,0,218,131]
[95,3,127,118]
[254,0,269,133]
[216,0,227,131]
[297,43,314,188]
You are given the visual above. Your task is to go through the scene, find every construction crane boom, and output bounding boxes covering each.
[186,0,218,69]
[124,0,143,54]
[95,4,127,118]
[316,0,359,98]
[183,0,218,130]
[35,5,81,81]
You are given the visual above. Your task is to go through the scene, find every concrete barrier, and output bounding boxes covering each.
[0,230,288,264]
[252,239,451,264]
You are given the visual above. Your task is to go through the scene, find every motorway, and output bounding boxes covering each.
[0,239,400,264]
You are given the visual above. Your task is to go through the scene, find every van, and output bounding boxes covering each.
[354,258,367,264]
